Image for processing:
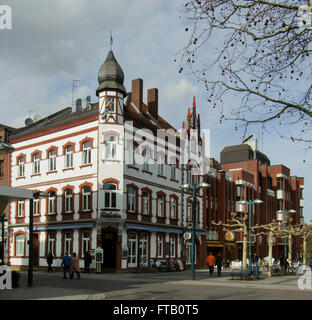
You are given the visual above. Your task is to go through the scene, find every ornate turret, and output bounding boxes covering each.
[96,49,126,97]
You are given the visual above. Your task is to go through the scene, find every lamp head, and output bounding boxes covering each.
[199,182,210,189]
[181,184,192,192]
[254,199,263,204]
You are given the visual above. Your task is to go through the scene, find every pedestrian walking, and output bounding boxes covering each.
[70,252,80,280]
[47,252,54,273]
[84,251,92,273]
[206,252,216,276]
[215,253,223,277]
[279,256,288,276]
[61,251,71,279]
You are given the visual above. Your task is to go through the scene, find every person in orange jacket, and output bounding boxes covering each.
[206,252,216,276]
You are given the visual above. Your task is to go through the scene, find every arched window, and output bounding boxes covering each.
[157,234,164,258]
[48,191,56,214]
[142,191,150,215]
[82,186,91,211]
[18,156,25,177]
[170,196,177,219]
[82,141,91,165]
[32,153,40,174]
[170,235,176,258]
[48,149,57,171]
[16,234,25,256]
[127,187,136,212]
[65,145,74,168]
[64,189,73,213]
[157,194,165,217]
[104,183,117,208]
[105,134,117,159]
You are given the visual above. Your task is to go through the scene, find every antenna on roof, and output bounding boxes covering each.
[72,80,81,108]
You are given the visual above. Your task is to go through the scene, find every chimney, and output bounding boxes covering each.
[147,88,158,119]
[132,78,143,111]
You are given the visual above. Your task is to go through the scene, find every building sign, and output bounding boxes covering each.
[225,231,234,242]
[95,247,103,263]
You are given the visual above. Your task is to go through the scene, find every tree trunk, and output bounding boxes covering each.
[242,225,248,271]
[268,231,273,277]
[303,234,307,265]
[288,234,292,261]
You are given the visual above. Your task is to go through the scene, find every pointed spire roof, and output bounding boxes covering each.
[96,48,126,96]
[193,96,196,108]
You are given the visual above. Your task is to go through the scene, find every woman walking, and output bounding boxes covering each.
[70,252,81,280]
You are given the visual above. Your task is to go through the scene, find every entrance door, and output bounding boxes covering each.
[102,232,117,271]
[33,234,39,267]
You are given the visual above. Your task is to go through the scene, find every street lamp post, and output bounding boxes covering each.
[181,182,210,280]
[0,141,15,265]
[282,209,296,260]
[28,191,47,287]
[240,199,263,274]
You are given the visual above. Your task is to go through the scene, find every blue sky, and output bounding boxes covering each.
[0,0,310,221]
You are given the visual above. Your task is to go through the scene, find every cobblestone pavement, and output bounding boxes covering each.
[1,268,311,300]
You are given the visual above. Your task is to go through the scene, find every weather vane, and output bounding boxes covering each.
[110,30,113,50]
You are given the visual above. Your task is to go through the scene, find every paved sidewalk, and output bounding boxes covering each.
[0,268,311,300]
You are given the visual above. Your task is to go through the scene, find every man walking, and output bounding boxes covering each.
[215,253,223,277]
[206,252,216,276]
[84,251,92,273]
[47,251,54,273]
[61,251,71,279]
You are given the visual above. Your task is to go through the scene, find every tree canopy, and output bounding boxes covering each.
[180,0,312,147]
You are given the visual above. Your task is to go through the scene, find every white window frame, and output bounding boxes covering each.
[82,232,90,256]
[64,233,72,255]
[186,241,196,265]
[65,145,73,168]
[128,233,138,267]
[187,201,192,221]
[48,149,57,171]
[33,199,39,216]
[157,195,164,217]
[157,234,164,258]
[170,197,176,219]
[139,233,148,267]
[170,235,176,258]
[143,149,149,171]
[47,233,55,255]
[128,187,135,212]
[65,189,73,213]
[16,234,25,256]
[33,153,40,174]
[104,183,117,209]
[82,186,91,211]
[17,201,24,217]
[48,192,56,214]
[142,191,149,215]
[105,135,117,160]
[82,141,91,165]
[18,157,25,177]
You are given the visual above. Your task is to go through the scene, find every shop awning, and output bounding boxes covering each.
[126,224,183,234]
[206,241,224,247]
[34,223,94,231]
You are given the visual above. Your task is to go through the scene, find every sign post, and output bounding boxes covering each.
[95,247,103,274]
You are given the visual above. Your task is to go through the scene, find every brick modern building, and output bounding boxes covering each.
[216,136,304,261]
